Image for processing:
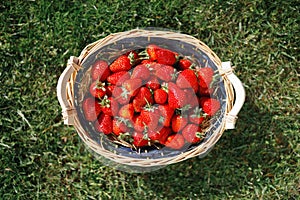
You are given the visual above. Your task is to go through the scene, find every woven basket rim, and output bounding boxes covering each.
[62,29,235,168]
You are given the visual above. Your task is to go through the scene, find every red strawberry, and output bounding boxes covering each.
[171,114,188,133]
[141,59,156,65]
[154,88,168,104]
[158,127,172,144]
[199,97,221,117]
[183,89,199,108]
[109,55,132,73]
[133,87,154,112]
[198,85,214,97]
[189,107,206,125]
[197,67,214,88]
[125,51,140,65]
[100,95,119,116]
[94,113,112,135]
[82,97,102,122]
[89,80,106,99]
[146,76,161,90]
[148,63,161,74]
[146,44,177,65]
[146,44,159,61]
[158,104,174,127]
[105,85,115,97]
[131,64,151,81]
[176,69,198,93]
[132,114,146,132]
[182,124,204,144]
[118,103,134,120]
[112,86,130,105]
[164,134,185,149]
[140,106,160,131]
[107,71,130,85]
[155,64,177,82]
[91,60,111,81]
[122,78,142,97]
[148,126,171,144]
[156,49,177,65]
[132,131,149,147]
[168,82,187,109]
[112,118,129,136]
[178,59,192,70]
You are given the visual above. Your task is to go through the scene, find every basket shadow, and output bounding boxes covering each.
[135,98,295,198]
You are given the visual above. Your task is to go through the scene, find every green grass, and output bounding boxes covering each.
[1,0,299,199]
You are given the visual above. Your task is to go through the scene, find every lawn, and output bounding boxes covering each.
[0,0,299,199]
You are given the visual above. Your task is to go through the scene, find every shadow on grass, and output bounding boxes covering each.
[132,97,298,198]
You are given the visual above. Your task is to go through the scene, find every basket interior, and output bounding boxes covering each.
[74,35,227,159]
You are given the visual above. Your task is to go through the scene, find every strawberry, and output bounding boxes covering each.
[164,134,185,149]
[155,49,177,66]
[112,86,130,105]
[109,54,133,73]
[182,124,204,144]
[94,113,112,135]
[189,107,206,125]
[91,60,111,81]
[112,117,130,136]
[148,126,171,144]
[198,85,214,97]
[199,97,221,117]
[197,67,214,89]
[125,51,140,65]
[140,106,160,131]
[146,44,177,65]
[158,127,172,143]
[107,71,130,85]
[122,78,142,97]
[146,76,161,90]
[89,80,106,99]
[176,69,198,93]
[155,64,177,82]
[148,63,161,74]
[178,59,192,70]
[171,114,188,133]
[131,64,151,81]
[132,87,154,112]
[100,95,119,116]
[146,44,158,61]
[158,104,174,127]
[82,97,102,122]
[105,85,115,97]
[154,88,168,104]
[141,59,156,65]
[133,115,146,132]
[118,103,134,120]
[183,89,199,108]
[132,131,149,147]
[168,82,187,109]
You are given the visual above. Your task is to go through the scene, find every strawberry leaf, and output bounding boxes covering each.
[196,131,205,139]
[159,116,165,123]
[100,95,110,107]
[120,87,130,99]
[118,132,133,143]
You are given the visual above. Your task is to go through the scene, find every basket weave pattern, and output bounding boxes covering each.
[59,29,237,167]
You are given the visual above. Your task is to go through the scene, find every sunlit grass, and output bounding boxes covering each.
[0,0,299,199]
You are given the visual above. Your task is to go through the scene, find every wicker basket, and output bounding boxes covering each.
[57,29,245,172]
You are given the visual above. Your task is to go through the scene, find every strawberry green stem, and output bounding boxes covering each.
[138,50,150,60]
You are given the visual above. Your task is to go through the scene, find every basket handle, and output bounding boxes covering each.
[57,56,80,125]
[221,62,246,129]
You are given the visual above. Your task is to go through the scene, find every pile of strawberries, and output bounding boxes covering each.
[82,44,221,150]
